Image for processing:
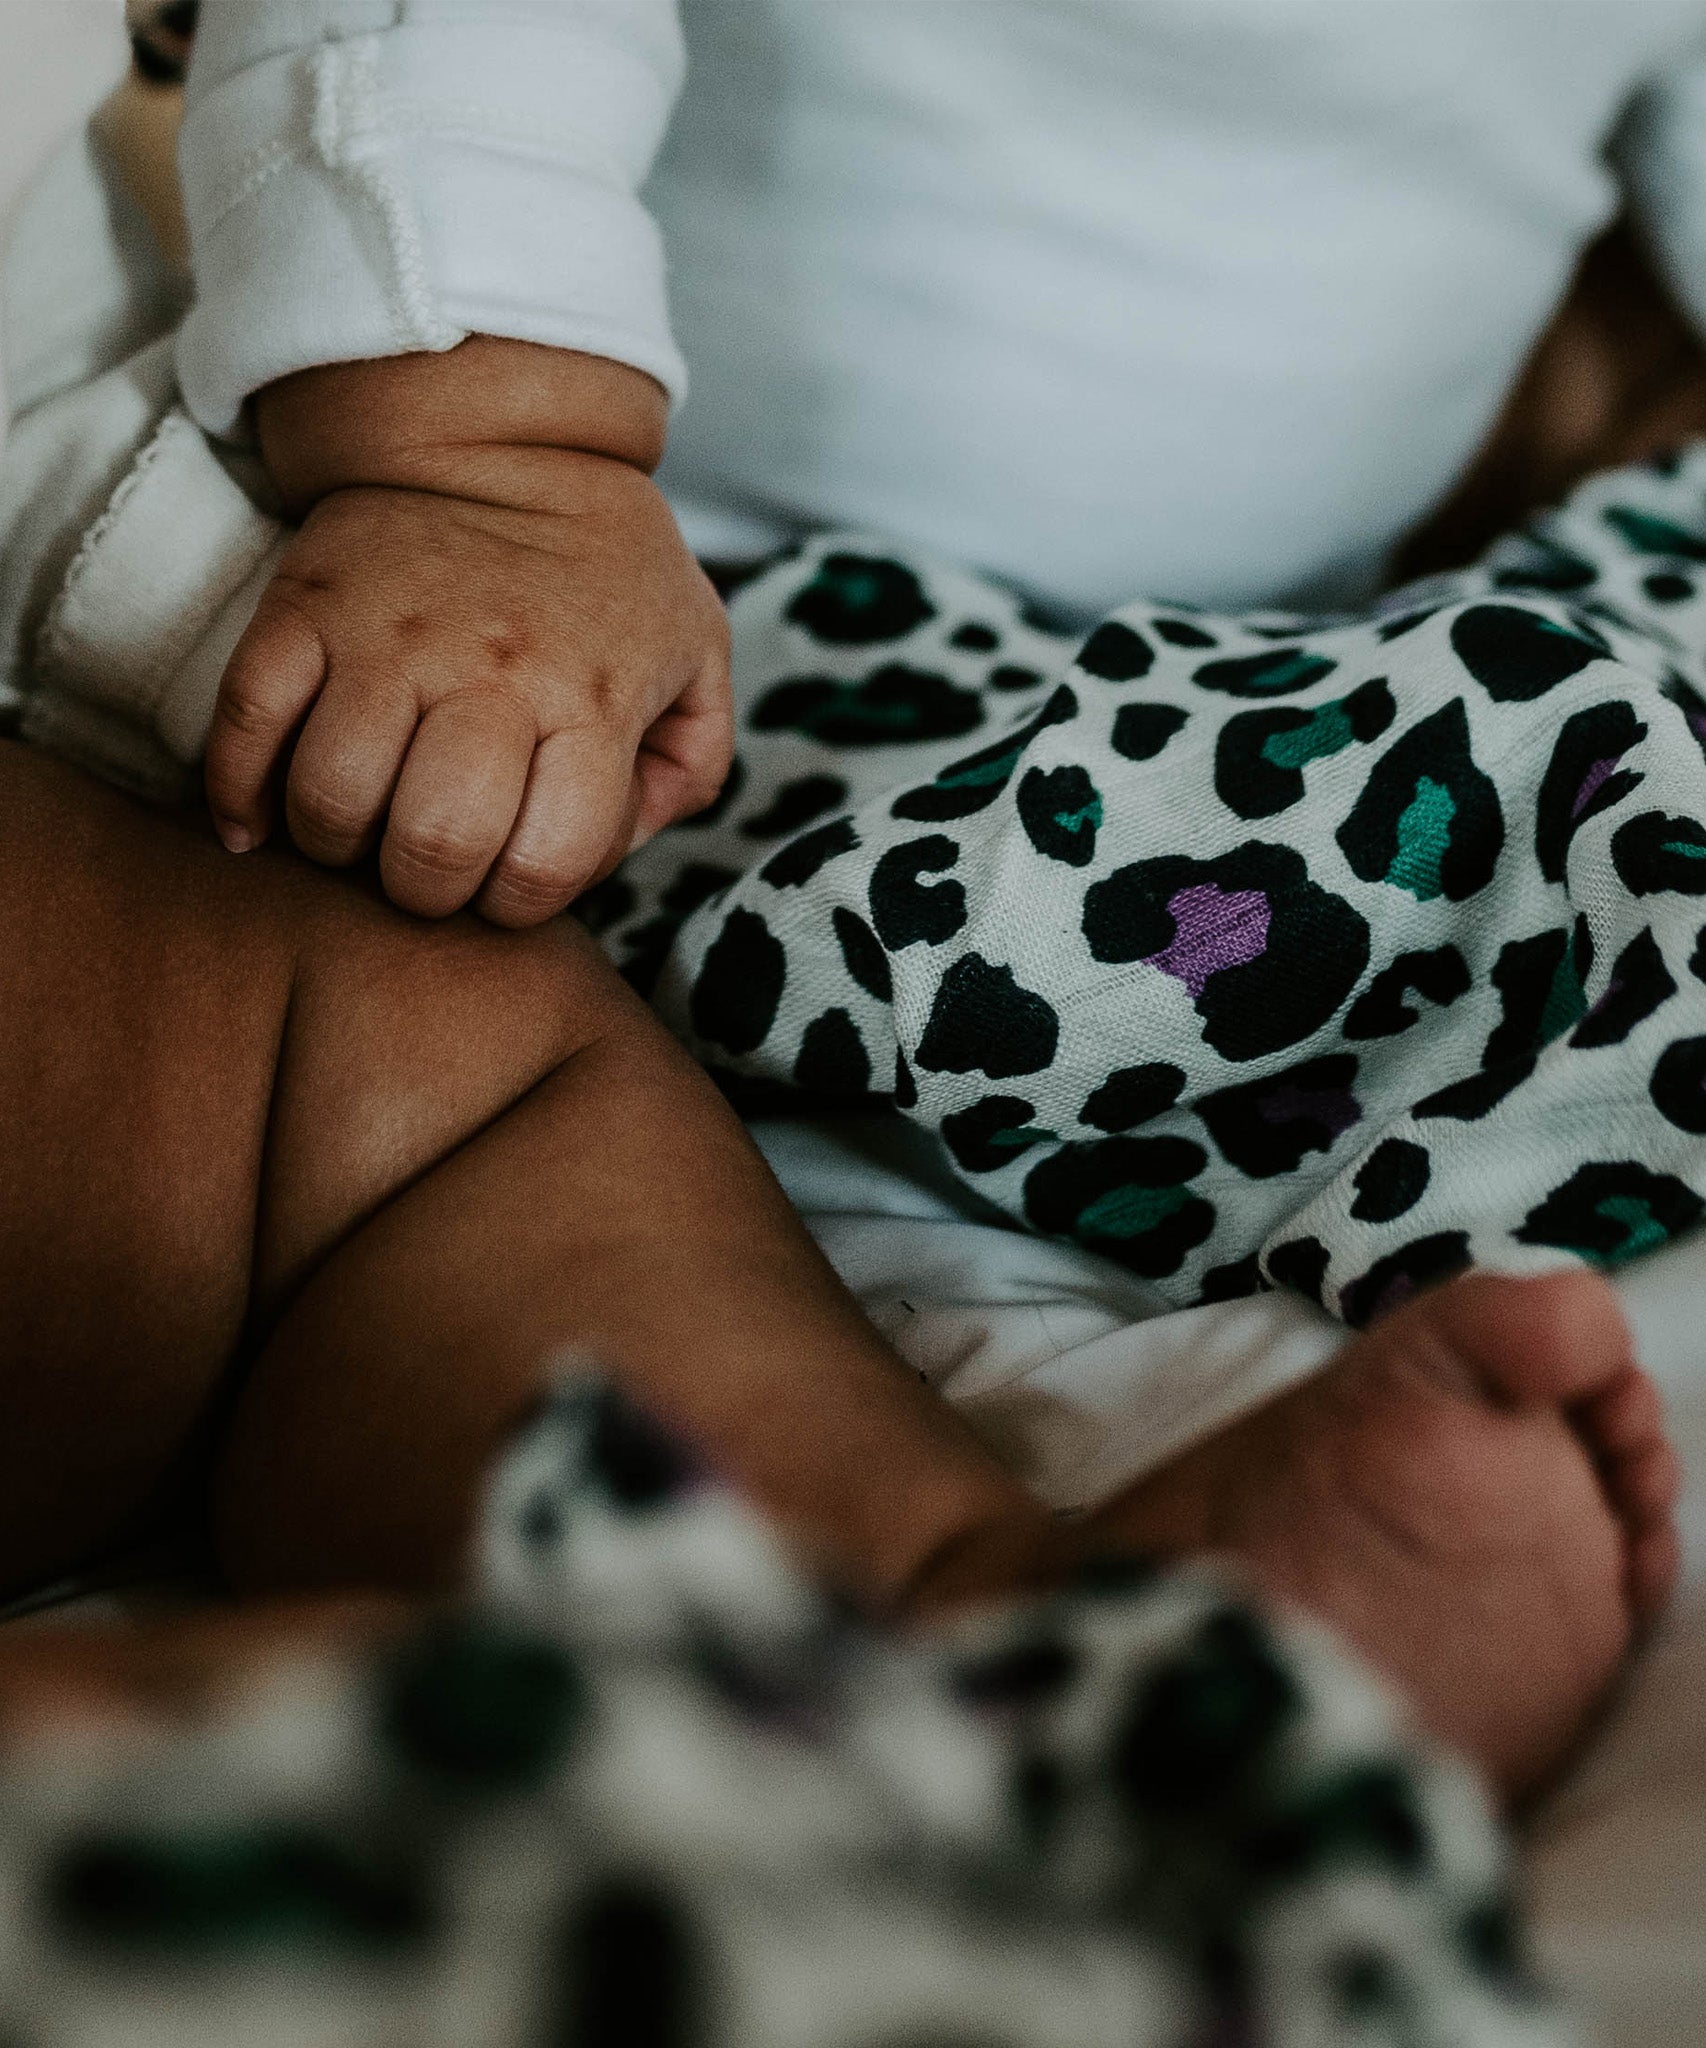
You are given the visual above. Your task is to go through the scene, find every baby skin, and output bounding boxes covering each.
[0,740,1673,1804]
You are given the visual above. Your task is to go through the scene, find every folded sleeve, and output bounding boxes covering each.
[175,0,687,440]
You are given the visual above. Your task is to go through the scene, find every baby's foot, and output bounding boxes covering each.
[1078,1269,1680,1801]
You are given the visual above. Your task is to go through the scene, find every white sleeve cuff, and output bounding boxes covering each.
[175,1,687,441]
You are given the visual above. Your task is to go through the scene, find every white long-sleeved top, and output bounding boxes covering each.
[178,1,1706,618]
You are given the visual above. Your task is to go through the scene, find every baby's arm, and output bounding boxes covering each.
[176,0,708,920]
[206,341,731,924]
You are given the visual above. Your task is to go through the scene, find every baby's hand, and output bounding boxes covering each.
[205,342,732,925]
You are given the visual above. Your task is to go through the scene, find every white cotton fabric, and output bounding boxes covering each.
[174,0,688,438]
[176,0,1706,619]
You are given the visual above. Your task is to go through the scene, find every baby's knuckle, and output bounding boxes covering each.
[493,848,575,913]
[393,817,487,879]
[290,776,374,843]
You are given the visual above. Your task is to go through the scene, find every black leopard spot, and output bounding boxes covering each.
[1336,698,1503,902]
[1191,645,1338,697]
[759,816,859,889]
[1612,810,1706,894]
[1111,701,1188,761]
[1645,571,1696,604]
[46,1826,430,1956]
[1412,1059,1537,1122]
[1343,945,1471,1040]
[1449,604,1605,701]
[917,953,1060,1078]
[1199,1055,1362,1179]
[752,664,982,747]
[1017,764,1103,865]
[869,835,968,948]
[990,663,1044,691]
[690,908,785,1055]
[1413,925,1587,1120]
[1081,1062,1186,1132]
[952,1636,1083,1710]
[793,1008,873,1095]
[1339,1232,1473,1326]
[1491,534,1598,593]
[1350,1139,1431,1223]
[1213,678,1394,820]
[1111,1609,1300,1817]
[1075,621,1154,681]
[890,685,1078,821]
[573,874,635,935]
[381,1620,584,1793]
[1250,1762,1432,1882]
[1515,1161,1704,1265]
[1662,672,1706,763]
[1604,505,1706,560]
[894,1049,918,1108]
[941,1095,1054,1173]
[1535,702,1646,882]
[1265,1237,1331,1304]
[1083,842,1370,1063]
[1572,929,1676,1048]
[616,863,740,998]
[1199,1253,1266,1301]
[583,1386,706,1510]
[740,774,851,839]
[1154,616,1218,648]
[832,906,892,1001]
[950,621,1001,652]
[557,1881,701,2048]
[1375,606,1438,642]
[784,551,936,643]
[1022,1136,1213,1276]
[1651,1036,1706,1133]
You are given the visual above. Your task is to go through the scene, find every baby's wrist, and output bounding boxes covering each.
[254,337,669,519]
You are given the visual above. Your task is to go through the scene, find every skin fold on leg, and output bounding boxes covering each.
[0,742,1046,1608]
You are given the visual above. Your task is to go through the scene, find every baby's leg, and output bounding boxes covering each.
[0,743,1042,1604]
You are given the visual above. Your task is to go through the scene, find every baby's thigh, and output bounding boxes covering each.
[0,745,302,1585]
[0,744,600,1592]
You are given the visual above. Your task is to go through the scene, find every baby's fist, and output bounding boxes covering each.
[206,453,731,925]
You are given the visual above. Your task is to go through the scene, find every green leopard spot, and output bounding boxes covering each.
[1053,797,1104,835]
[1078,1182,1189,1238]
[1539,951,1589,1045]
[1604,507,1706,562]
[994,1124,1056,1150]
[939,746,1022,789]
[1261,703,1354,771]
[1661,839,1706,859]
[1592,1195,1671,1263]
[1385,776,1457,900]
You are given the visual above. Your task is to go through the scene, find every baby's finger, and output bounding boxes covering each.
[285,670,421,870]
[477,725,637,928]
[206,592,329,852]
[380,692,537,918]
[628,652,736,850]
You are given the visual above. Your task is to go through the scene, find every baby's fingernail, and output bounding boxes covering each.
[215,819,255,854]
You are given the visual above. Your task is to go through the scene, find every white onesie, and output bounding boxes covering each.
[173,0,1706,618]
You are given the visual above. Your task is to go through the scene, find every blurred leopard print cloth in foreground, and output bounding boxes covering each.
[594,451,1706,1324]
[0,1376,1558,2048]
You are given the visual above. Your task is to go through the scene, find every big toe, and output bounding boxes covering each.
[1415,1267,1635,1409]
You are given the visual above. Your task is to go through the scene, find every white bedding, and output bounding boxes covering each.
[2,6,1703,2037]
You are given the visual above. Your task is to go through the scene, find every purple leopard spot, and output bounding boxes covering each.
[1143,885,1271,999]
[1259,1082,1362,1139]
[1570,755,1624,820]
